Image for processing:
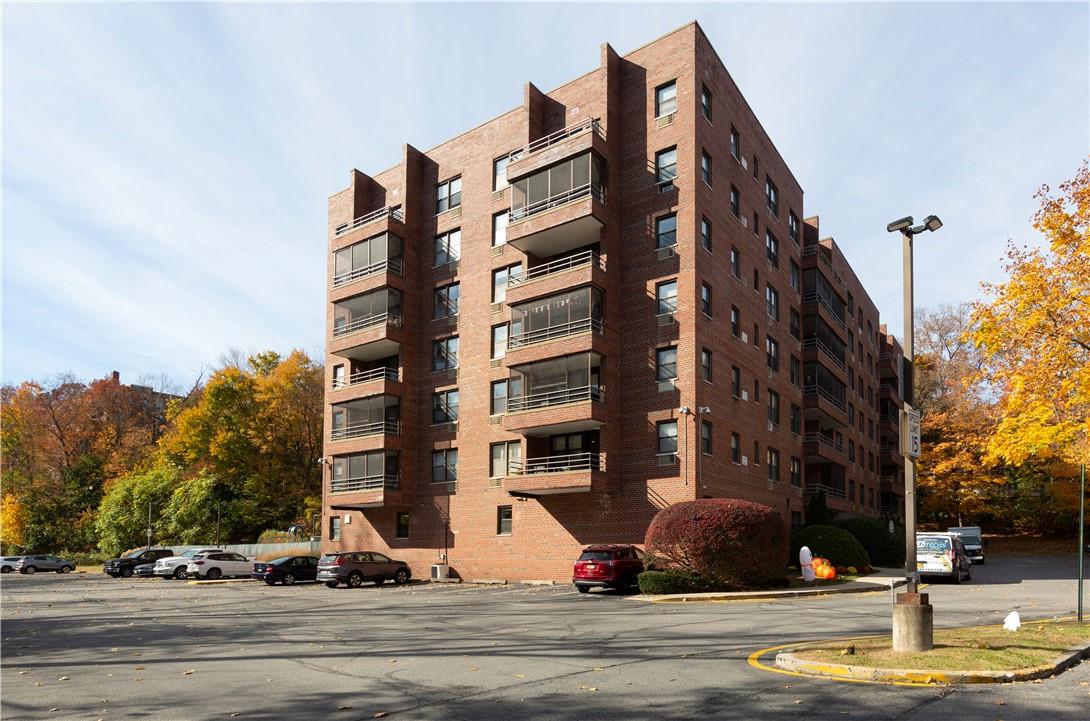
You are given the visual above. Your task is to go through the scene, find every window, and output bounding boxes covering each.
[432,389,459,424]
[752,156,759,179]
[731,366,741,397]
[869,452,875,472]
[329,516,341,541]
[753,379,760,402]
[731,432,741,463]
[434,229,460,266]
[730,185,740,218]
[790,355,801,387]
[396,512,410,540]
[490,441,521,478]
[730,246,741,278]
[491,263,521,303]
[491,324,508,359]
[848,440,855,462]
[656,280,678,315]
[730,306,740,336]
[493,155,509,192]
[656,420,678,456]
[497,505,513,535]
[767,448,780,483]
[790,404,801,434]
[766,284,780,320]
[432,336,459,371]
[766,336,780,372]
[656,346,678,389]
[490,378,521,415]
[753,323,760,347]
[433,282,460,319]
[431,449,458,484]
[768,390,780,426]
[436,176,462,214]
[752,211,759,235]
[868,487,875,508]
[791,510,802,532]
[701,217,712,251]
[790,457,802,487]
[766,231,779,267]
[701,348,713,382]
[492,211,508,247]
[788,211,799,245]
[790,259,800,291]
[701,151,712,185]
[332,364,345,388]
[789,308,801,340]
[333,232,404,286]
[730,126,740,160]
[849,480,856,502]
[655,147,677,189]
[701,85,712,120]
[701,420,712,455]
[655,80,677,117]
[765,177,779,216]
[701,282,712,316]
[753,440,760,464]
[656,213,677,249]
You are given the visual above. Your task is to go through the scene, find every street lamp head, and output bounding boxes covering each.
[923,215,943,232]
[698,406,711,414]
[678,406,691,415]
[886,216,914,233]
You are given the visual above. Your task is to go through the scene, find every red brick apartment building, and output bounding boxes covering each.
[321,22,906,582]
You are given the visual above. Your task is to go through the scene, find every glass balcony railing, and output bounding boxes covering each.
[509,183,605,223]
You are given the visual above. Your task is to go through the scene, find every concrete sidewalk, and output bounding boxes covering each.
[632,570,906,603]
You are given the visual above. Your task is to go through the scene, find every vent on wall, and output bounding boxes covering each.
[491,190,505,202]
[656,245,676,261]
[655,113,676,129]
[488,415,502,425]
[490,302,503,313]
[491,246,504,257]
[490,358,503,368]
[657,312,677,326]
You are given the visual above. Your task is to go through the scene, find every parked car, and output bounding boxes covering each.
[16,555,75,574]
[133,562,158,578]
[186,552,254,580]
[317,551,411,588]
[2,557,24,573]
[153,549,223,580]
[251,556,319,585]
[916,533,972,583]
[103,548,175,578]
[947,526,986,564]
[572,544,645,593]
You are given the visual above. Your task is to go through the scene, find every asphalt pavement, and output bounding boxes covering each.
[2,554,1088,720]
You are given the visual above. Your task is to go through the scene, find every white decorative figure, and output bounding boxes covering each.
[1003,611,1021,632]
[800,546,815,582]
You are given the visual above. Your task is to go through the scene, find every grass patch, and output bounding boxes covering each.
[792,620,1090,672]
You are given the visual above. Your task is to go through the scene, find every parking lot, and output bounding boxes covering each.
[2,555,1088,720]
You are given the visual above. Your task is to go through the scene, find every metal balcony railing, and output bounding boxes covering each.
[804,482,847,500]
[802,337,846,371]
[508,316,603,349]
[802,292,848,332]
[334,207,404,237]
[879,382,898,394]
[803,433,844,452]
[330,474,400,494]
[507,385,602,413]
[802,384,847,412]
[331,367,399,390]
[332,258,404,288]
[508,452,603,476]
[508,250,604,287]
[508,118,604,162]
[330,419,400,441]
[508,182,605,223]
[332,312,403,339]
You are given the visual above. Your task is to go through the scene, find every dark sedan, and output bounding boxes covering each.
[251,556,319,586]
[133,562,158,578]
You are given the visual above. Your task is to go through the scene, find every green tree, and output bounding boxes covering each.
[95,466,179,555]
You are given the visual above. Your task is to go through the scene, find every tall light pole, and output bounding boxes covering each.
[887,213,942,652]
[146,500,153,551]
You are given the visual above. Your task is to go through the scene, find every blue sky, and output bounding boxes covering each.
[3,2,1087,386]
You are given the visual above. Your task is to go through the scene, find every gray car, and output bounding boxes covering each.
[317,551,411,588]
[1,557,23,573]
[15,555,75,574]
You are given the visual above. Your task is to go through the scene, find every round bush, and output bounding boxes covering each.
[837,517,905,568]
[644,499,787,591]
[790,525,870,569]
[637,570,707,595]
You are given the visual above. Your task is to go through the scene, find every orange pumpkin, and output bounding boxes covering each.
[816,565,838,580]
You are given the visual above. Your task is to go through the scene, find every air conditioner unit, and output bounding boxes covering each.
[741,331,749,343]
[655,113,676,129]
[768,421,775,432]
[488,415,502,425]
[431,563,449,580]
[656,245,676,260]
[741,156,749,170]
[490,358,502,368]
[657,312,677,326]
[740,216,748,228]
[741,456,749,466]
[491,246,504,257]
[741,390,750,402]
[491,189,504,202]
[490,302,503,313]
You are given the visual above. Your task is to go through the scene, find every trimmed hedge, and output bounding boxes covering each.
[790,525,870,569]
[637,570,708,595]
[644,498,787,591]
[837,517,905,568]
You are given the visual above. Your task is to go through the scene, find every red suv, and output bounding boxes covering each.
[572,544,644,593]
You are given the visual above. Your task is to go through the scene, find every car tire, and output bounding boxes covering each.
[325,580,339,589]
[206,568,222,580]
[2,566,12,573]
[283,573,295,586]
[576,585,590,593]
[347,572,363,589]
[120,567,133,578]
[60,566,73,574]
[173,567,188,580]
[394,569,410,585]
[23,566,36,575]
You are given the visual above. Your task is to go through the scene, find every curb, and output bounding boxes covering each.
[774,644,1090,685]
[186,578,258,586]
[635,577,906,603]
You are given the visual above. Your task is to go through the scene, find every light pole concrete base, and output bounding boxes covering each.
[893,592,933,652]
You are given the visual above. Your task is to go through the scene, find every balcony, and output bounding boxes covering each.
[880,351,899,374]
[333,206,404,239]
[331,474,400,494]
[802,337,847,373]
[506,184,606,258]
[803,432,845,462]
[503,385,606,435]
[802,292,848,335]
[332,366,399,390]
[804,482,848,501]
[330,419,401,443]
[329,313,403,361]
[509,316,604,350]
[506,250,606,306]
[880,443,903,465]
[802,384,848,421]
[504,452,605,496]
[879,382,902,407]
[329,367,400,404]
[507,118,607,179]
[328,474,404,510]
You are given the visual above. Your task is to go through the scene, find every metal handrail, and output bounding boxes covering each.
[509,250,604,287]
[802,292,848,332]
[330,419,401,441]
[879,382,897,392]
[332,312,402,338]
[331,367,399,389]
[879,413,898,423]
[334,207,404,237]
[507,385,602,413]
[508,118,604,162]
[509,182,605,222]
[802,337,846,371]
[509,452,603,476]
[332,258,404,287]
[803,433,844,452]
[803,384,847,412]
[805,482,847,500]
[330,474,400,494]
[508,316,603,348]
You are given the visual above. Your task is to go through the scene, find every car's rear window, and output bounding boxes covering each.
[917,537,951,552]
[579,551,613,561]
[319,554,341,563]
[957,534,981,545]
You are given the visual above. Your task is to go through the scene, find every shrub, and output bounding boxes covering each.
[644,498,788,591]
[837,517,905,568]
[791,525,870,569]
[637,570,708,595]
[805,491,836,527]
